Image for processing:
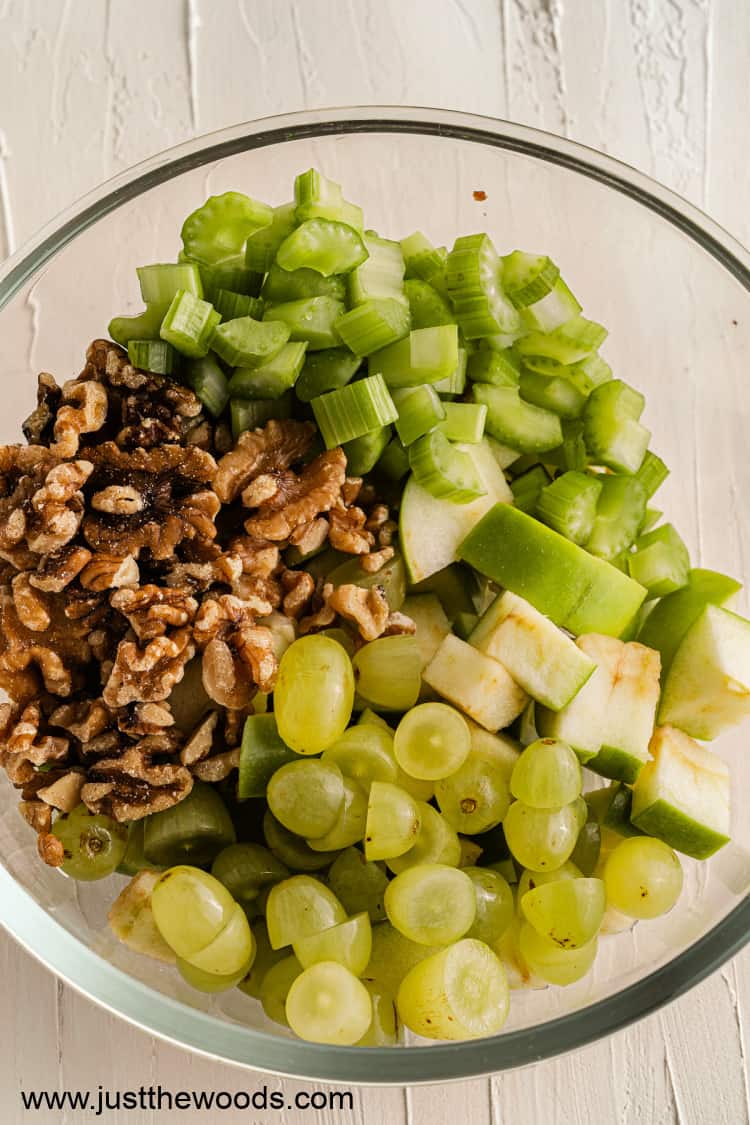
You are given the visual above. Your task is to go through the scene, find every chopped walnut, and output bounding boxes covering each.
[29,544,93,593]
[22,373,62,445]
[0,701,69,788]
[288,517,329,557]
[327,584,390,642]
[26,460,93,554]
[194,594,278,706]
[299,582,338,634]
[0,590,91,703]
[19,799,52,834]
[328,504,375,555]
[360,546,395,574]
[103,628,195,707]
[180,712,218,766]
[36,770,86,812]
[12,572,51,631]
[51,379,109,458]
[81,742,193,821]
[116,702,175,739]
[110,585,198,642]
[0,447,91,566]
[384,611,417,636]
[49,698,112,742]
[281,570,315,618]
[79,553,139,592]
[192,747,240,783]
[342,477,363,506]
[213,419,315,504]
[38,832,65,866]
[244,448,348,541]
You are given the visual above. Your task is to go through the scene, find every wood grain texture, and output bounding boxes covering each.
[0,2,748,1122]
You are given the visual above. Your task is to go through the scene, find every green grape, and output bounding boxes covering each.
[569,809,602,876]
[356,983,398,1046]
[518,922,598,986]
[571,796,588,832]
[493,914,539,990]
[393,702,471,781]
[180,902,256,976]
[318,627,357,656]
[356,712,435,800]
[177,956,252,993]
[386,801,461,874]
[322,725,399,791]
[603,837,683,919]
[364,781,421,861]
[362,921,443,995]
[396,938,510,1040]
[434,749,511,835]
[463,867,515,944]
[503,800,580,872]
[307,776,367,851]
[286,962,373,1045]
[274,635,354,754]
[51,804,128,881]
[143,782,236,868]
[265,875,346,949]
[385,863,476,946]
[151,866,235,959]
[263,810,340,872]
[357,707,393,731]
[352,635,422,711]
[260,955,303,1026]
[211,843,289,904]
[510,738,582,809]
[327,847,388,923]
[293,911,372,975]
[238,921,286,999]
[516,861,582,909]
[521,876,606,949]
[267,758,345,840]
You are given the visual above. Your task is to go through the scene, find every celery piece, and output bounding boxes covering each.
[264,297,345,351]
[519,366,590,419]
[634,450,669,498]
[404,279,455,329]
[311,373,398,448]
[109,302,168,347]
[544,419,589,472]
[640,507,663,533]
[213,289,264,322]
[401,231,448,288]
[585,475,648,562]
[371,325,459,389]
[228,342,307,400]
[211,317,290,368]
[245,202,298,273]
[127,339,176,376]
[536,470,602,545]
[392,384,446,446]
[466,348,520,387]
[160,290,221,358]
[231,394,292,439]
[378,436,410,481]
[519,278,582,333]
[583,379,650,474]
[295,348,362,403]
[501,251,560,309]
[574,352,612,387]
[472,383,563,454]
[509,464,550,514]
[276,219,368,277]
[294,169,364,229]
[445,233,520,338]
[433,347,468,396]
[262,263,346,304]
[350,234,407,307]
[186,255,263,303]
[516,315,608,364]
[335,298,410,357]
[181,191,274,266]
[184,356,230,418]
[627,523,690,596]
[408,430,487,504]
[437,402,487,444]
[342,425,392,475]
[137,262,203,305]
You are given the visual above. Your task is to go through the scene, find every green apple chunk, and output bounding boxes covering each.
[401,594,451,671]
[458,503,646,637]
[400,439,512,583]
[658,604,750,740]
[631,725,730,859]
[637,568,742,680]
[537,634,661,782]
[469,590,596,710]
[422,634,528,731]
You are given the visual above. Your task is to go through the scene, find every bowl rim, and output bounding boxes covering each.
[0,104,748,1085]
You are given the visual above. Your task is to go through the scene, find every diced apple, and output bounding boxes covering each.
[469,590,596,710]
[638,568,742,680]
[658,604,750,740]
[402,594,451,671]
[631,725,730,859]
[108,870,176,963]
[422,633,528,731]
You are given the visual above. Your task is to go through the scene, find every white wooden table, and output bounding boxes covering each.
[0,2,748,1122]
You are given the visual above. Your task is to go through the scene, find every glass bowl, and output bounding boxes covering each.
[0,107,748,1085]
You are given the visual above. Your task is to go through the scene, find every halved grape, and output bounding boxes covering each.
[181,902,256,976]
[322,725,399,791]
[516,860,582,908]
[177,957,252,993]
[603,837,683,919]
[238,921,286,999]
[293,912,372,975]
[352,635,422,711]
[503,800,580,872]
[434,750,511,835]
[143,782,236,868]
[267,758,345,839]
[393,702,471,781]
[52,804,128,881]
[260,955,303,1026]
[362,921,443,995]
[364,781,421,860]
[265,875,346,949]
[386,801,461,874]
[521,876,606,949]
[510,738,582,809]
[307,776,368,851]
[464,867,515,944]
[356,983,398,1046]
[151,866,235,959]
[327,847,389,923]
[518,922,598,985]
[263,810,340,872]
[211,843,289,904]
[274,635,354,754]
[397,939,510,1040]
[286,962,373,1044]
[384,863,476,945]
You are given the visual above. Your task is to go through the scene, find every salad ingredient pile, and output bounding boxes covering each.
[1,167,748,1048]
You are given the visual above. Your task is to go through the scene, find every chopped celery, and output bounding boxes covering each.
[184,356,230,418]
[583,379,650,474]
[432,347,467,395]
[265,297,345,350]
[519,366,590,419]
[231,394,292,439]
[501,251,559,309]
[544,419,588,471]
[228,342,307,399]
[486,435,521,470]
[370,325,459,388]
[437,403,487,444]
[634,450,669,498]
[211,317,290,368]
[188,256,263,303]
[349,234,406,307]
[137,262,203,305]
[213,289,264,322]
[295,348,361,403]
[109,303,167,347]
[311,373,398,448]
[408,430,487,504]
[472,383,563,453]
[574,352,612,387]
[641,507,663,533]
[536,470,602,545]
[392,385,446,446]
[466,348,520,387]
[516,315,607,364]
[294,169,363,229]
[401,231,448,289]
[628,523,690,596]
[343,425,392,475]
[127,339,176,376]
[181,191,274,266]
[585,475,648,561]
[262,263,346,304]
[276,219,368,276]
[160,290,221,358]
[378,436,410,480]
[245,202,297,272]
[509,464,550,513]
[445,233,520,338]
[404,279,455,329]
[518,278,582,333]
[335,298,410,356]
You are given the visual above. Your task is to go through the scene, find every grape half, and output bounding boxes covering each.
[603,837,683,919]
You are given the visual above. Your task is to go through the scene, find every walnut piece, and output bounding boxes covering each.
[38,832,65,866]
[22,373,62,445]
[19,799,53,834]
[360,546,395,574]
[0,590,91,703]
[26,460,93,554]
[29,544,93,593]
[116,701,175,738]
[36,770,86,812]
[103,628,195,707]
[327,584,391,642]
[244,448,348,541]
[110,585,198,642]
[0,701,69,787]
[49,698,112,742]
[328,504,375,555]
[194,595,278,706]
[281,569,315,618]
[51,379,109,458]
[191,747,240,783]
[180,712,218,766]
[213,419,315,504]
[79,553,139,592]
[81,742,194,821]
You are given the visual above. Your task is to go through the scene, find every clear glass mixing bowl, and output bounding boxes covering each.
[0,107,747,1085]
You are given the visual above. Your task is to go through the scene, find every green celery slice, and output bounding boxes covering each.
[432,347,467,396]
[436,402,487,443]
[633,450,669,498]
[627,523,690,596]
[137,262,203,305]
[519,278,582,333]
[501,251,560,309]
[401,231,448,288]
[445,233,520,338]
[378,436,410,480]
[228,342,307,399]
[295,348,362,403]
[211,317,290,368]
[263,297,345,350]
[472,383,563,453]
[350,234,406,306]
[585,475,648,562]
[516,315,607,364]
[109,302,168,347]
[181,191,274,266]
[213,289,264,322]
[231,394,292,439]
[335,298,410,357]
[371,325,459,388]
[466,348,520,387]
[536,470,602,545]
[127,339,176,376]
[509,464,550,514]
[404,279,455,329]
[294,169,364,228]
[276,219,368,276]
[245,202,298,273]
[311,373,398,448]
[185,356,230,418]
[408,430,487,504]
[583,379,650,474]
[392,384,446,446]
[342,425,392,475]
[160,290,221,358]
[519,365,591,419]
[262,263,346,304]
[238,714,296,800]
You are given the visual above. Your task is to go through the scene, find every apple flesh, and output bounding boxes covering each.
[422,633,528,731]
[401,594,451,672]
